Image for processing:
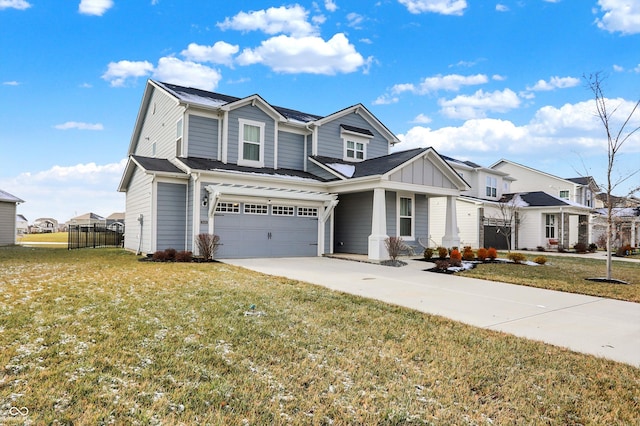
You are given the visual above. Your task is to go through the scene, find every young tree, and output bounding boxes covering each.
[492,194,525,253]
[585,72,640,280]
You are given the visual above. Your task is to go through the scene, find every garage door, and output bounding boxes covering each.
[213,201,319,258]
[483,225,510,250]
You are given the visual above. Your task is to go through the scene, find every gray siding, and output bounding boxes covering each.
[414,195,428,252]
[317,112,390,160]
[334,191,373,254]
[385,191,396,237]
[188,114,218,159]
[156,182,187,250]
[227,105,275,167]
[0,202,17,246]
[134,88,184,159]
[278,131,305,170]
[389,159,457,189]
[123,167,153,254]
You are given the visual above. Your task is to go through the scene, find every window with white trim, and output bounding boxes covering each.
[346,140,365,160]
[215,202,240,213]
[545,214,555,238]
[559,190,569,200]
[398,195,414,239]
[176,118,183,157]
[238,119,265,167]
[244,203,268,215]
[272,205,295,216]
[485,176,497,197]
[297,207,318,217]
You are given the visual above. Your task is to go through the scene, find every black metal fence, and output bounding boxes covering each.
[68,224,124,249]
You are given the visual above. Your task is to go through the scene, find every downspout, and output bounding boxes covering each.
[136,214,143,255]
[560,207,564,249]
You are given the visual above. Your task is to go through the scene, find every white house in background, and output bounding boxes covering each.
[118,80,469,260]
[32,217,59,233]
[592,194,640,248]
[490,159,596,249]
[68,212,106,227]
[16,214,28,236]
[0,189,24,246]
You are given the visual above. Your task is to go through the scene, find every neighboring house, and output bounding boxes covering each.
[592,194,640,248]
[67,213,106,227]
[491,159,595,249]
[16,214,28,236]
[0,189,24,246]
[118,80,469,259]
[31,217,59,233]
[106,212,125,232]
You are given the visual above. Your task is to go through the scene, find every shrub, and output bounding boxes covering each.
[574,242,587,254]
[477,247,488,261]
[176,250,193,262]
[196,233,221,260]
[616,244,632,257]
[152,250,168,261]
[536,246,546,252]
[449,249,462,266]
[507,252,526,264]
[533,255,547,265]
[596,234,607,249]
[164,248,177,261]
[487,247,498,260]
[437,246,448,259]
[462,246,475,261]
[423,247,434,260]
[588,243,598,253]
[385,236,410,261]
[434,259,450,271]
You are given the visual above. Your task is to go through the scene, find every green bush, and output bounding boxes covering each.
[507,252,527,264]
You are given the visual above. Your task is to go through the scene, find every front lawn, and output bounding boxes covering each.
[1,247,638,424]
[460,253,640,303]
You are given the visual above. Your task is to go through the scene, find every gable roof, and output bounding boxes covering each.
[311,148,429,179]
[0,189,24,204]
[491,159,596,187]
[118,156,189,192]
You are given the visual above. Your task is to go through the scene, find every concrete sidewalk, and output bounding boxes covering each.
[224,256,640,367]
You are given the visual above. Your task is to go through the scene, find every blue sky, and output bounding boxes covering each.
[1,0,639,222]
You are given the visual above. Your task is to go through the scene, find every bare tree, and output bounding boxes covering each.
[491,194,525,253]
[585,72,640,280]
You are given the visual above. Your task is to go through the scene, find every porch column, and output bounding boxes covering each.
[632,220,637,247]
[368,188,388,260]
[442,195,460,248]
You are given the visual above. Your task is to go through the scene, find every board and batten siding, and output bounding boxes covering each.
[187,114,218,160]
[0,201,17,246]
[277,131,305,170]
[123,167,153,254]
[156,182,187,251]
[134,88,184,159]
[316,113,389,160]
[334,191,373,254]
[389,159,457,189]
[227,105,275,167]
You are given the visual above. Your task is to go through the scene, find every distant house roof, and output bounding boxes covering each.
[17,214,28,222]
[107,212,125,220]
[0,189,24,203]
[311,148,429,179]
[501,191,593,209]
[71,212,106,221]
[178,157,328,182]
[440,154,483,169]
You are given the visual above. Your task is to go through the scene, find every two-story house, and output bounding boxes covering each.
[490,159,596,249]
[118,80,469,260]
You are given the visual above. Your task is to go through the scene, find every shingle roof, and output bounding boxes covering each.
[178,157,328,182]
[0,189,24,203]
[502,191,570,207]
[311,148,428,178]
[566,177,592,185]
[340,124,374,136]
[440,154,483,169]
[132,156,186,174]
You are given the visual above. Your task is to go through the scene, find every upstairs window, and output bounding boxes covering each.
[341,126,370,162]
[346,140,365,160]
[176,118,183,157]
[238,119,265,167]
[485,176,497,197]
[559,190,569,200]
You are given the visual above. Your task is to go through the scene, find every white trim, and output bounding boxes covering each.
[273,121,279,169]
[221,110,229,163]
[342,133,369,162]
[176,117,184,157]
[237,118,265,167]
[397,193,415,240]
[204,184,337,203]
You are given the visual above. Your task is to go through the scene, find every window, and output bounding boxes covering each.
[545,214,555,238]
[586,190,592,207]
[346,140,365,160]
[297,207,318,217]
[559,190,569,200]
[216,202,240,213]
[238,119,265,167]
[244,203,268,215]
[398,195,414,239]
[272,205,295,216]
[485,176,497,197]
[176,118,183,157]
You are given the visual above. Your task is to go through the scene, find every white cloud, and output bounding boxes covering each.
[78,0,113,16]
[0,0,31,10]
[391,74,489,95]
[372,94,399,105]
[496,4,509,12]
[412,113,432,124]
[54,122,104,131]
[153,57,222,91]
[217,5,317,37]
[325,0,338,12]
[180,41,239,66]
[101,60,154,87]
[3,80,20,86]
[613,64,624,72]
[595,0,640,35]
[347,12,364,28]
[635,64,640,73]
[527,76,580,91]
[398,0,467,15]
[236,33,366,75]
[438,88,521,119]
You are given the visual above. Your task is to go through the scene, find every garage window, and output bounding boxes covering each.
[216,202,240,213]
[244,203,268,215]
[297,207,318,217]
[272,205,295,216]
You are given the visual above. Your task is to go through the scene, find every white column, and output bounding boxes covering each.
[632,220,637,247]
[442,195,460,248]
[368,188,388,260]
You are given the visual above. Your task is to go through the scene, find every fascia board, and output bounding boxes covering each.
[195,168,329,191]
[221,94,286,122]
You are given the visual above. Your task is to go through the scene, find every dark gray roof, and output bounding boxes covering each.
[502,191,569,207]
[178,157,328,182]
[440,154,483,169]
[340,124,374,136]
[156,81,323,123]
[566,177,592,185]
[132,156,186,174]
[312,148,428,178]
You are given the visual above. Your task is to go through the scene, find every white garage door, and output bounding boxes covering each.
[213,201,319,258]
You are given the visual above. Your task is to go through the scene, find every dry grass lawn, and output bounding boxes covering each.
[1,247,639,424]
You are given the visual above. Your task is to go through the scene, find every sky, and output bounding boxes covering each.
[1,0,639,223]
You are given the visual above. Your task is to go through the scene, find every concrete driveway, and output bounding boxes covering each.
[224,256,640,367]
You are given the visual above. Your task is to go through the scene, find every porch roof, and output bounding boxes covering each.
[311,148,428,179]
